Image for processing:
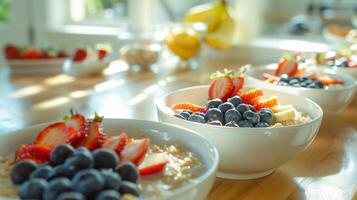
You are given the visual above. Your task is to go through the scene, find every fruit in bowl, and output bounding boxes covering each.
[0,112,218,200]
[245,54,357,113]
[157,69,323,180]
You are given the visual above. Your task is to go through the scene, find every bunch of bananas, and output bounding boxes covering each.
[182,0,236,50]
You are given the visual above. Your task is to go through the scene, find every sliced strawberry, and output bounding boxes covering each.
[15,144,53,164]
[275,59,298,77]
[35,122,81,147]
[20,48,43,59]
[254,96,279,111]
[230,76,245,97]
[73,48,87,62]
[4,44,20,59]
[65,113,88,143]
[97,49,107,60]
[171,103,206,113]
[139,153,168,176]
[57,51,68,58]
[241,88,263,105]
[317,76,344,86]
[121,138,149,166]
[103,133,130,155]
[76,113,107,151]
[208,76,234,101]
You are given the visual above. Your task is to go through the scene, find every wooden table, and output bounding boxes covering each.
[0,56,356,200]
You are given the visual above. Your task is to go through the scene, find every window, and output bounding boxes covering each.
[0,0,10,23]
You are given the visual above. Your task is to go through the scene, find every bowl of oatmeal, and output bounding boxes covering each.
[245,64,356,113]
[0,119,219,200]
[156,85,323,180]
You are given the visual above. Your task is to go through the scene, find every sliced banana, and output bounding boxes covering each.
[273,108,296,123]
[272,105,294,113]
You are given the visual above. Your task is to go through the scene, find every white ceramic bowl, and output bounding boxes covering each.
[245,64,357,113]
[157,85,323,180]
[0,119,218,200]
[318,65,357,79]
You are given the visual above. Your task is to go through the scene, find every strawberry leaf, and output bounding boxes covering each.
[94,112,104,122]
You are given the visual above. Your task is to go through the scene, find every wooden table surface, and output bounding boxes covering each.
[0,57,356,200]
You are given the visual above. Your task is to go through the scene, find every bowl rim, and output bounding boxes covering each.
[246,63,357,91]
[0,118,219,199]
[156,85,323,131]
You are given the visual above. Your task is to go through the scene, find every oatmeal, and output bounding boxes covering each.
[139,144,204,198]
[272,111,311,127]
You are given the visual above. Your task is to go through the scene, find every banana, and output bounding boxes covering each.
[271,105,294,113]
[183,1,225,33]
[273,108,296,123]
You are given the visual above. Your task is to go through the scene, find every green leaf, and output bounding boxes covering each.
[94,112,104,122]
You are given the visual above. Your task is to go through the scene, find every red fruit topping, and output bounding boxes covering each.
[35,122,81,147]
[4,44,20,59]
[171,103,206,113]
[76,113,106,151]
[275,59,298,77]
[231,76,245,96]
[103,133,130,155]
[20,48,43,59]
[121,138,149,166]
[97,49,107,60]
[241,88,263,105]
[15,144,53,164]
[317,76,344,86]
[139,153,168,176]
[254,96,279,111]
[73,48,87,62]
[65,113,88,143]
[57,51,68,58]
[208,76,234,101]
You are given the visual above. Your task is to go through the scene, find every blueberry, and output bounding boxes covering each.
[64,149,93,171]
[238,120,253,127]
[193,112,206,118]
[248,105,256,112]
[278,82,288,86]
[206,98,223,109]
[315,80,324,89]
[225,121,239,127]
[116,162,139,183]
[279,74,289,82]
[259,110,273,125]
[292,83,301,87]
[224,109,242,124]
[205,108,223,123]
[188,114,206,124]
[288,79,299,85]
[51,164,76,179]
[119,181,139,197]
[93,149,119,170]
[227,96,242,107]
[101,169,122,190]
[43,177,71,200]
[243,110,260,124]
[307,83,317,88]
[173,114,185,120]
[30,165,53,180]
[179,111,191,119]
[50,144,75,166]
[255,122,270,127]
[56,192,85,200]
[11,160,37,185]
[183,110,192,115]
[72,169,104,198]
[218,102,235,113]
[236,104,250,115]
[96,190,121,200]
[207,120,222,126]
[300,82,309,87]
[19,178,47,200]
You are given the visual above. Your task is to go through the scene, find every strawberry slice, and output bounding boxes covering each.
[20,48,43,59]
[76,113,107,151]
[241,88,263,105]
[171,103,206,113]
[35,122,81,147]
[73,48,87,62]
[275,59,298,77]
[208,76,234,101]
[15,144,53,164]
[97,49,107,60]
[121,138,149,166]
[230,76,245,97]
[254,96,279,111]
[103,133,130,155]
[139,153,168,176]
[4,44,20,59]
[65,113,88,143]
